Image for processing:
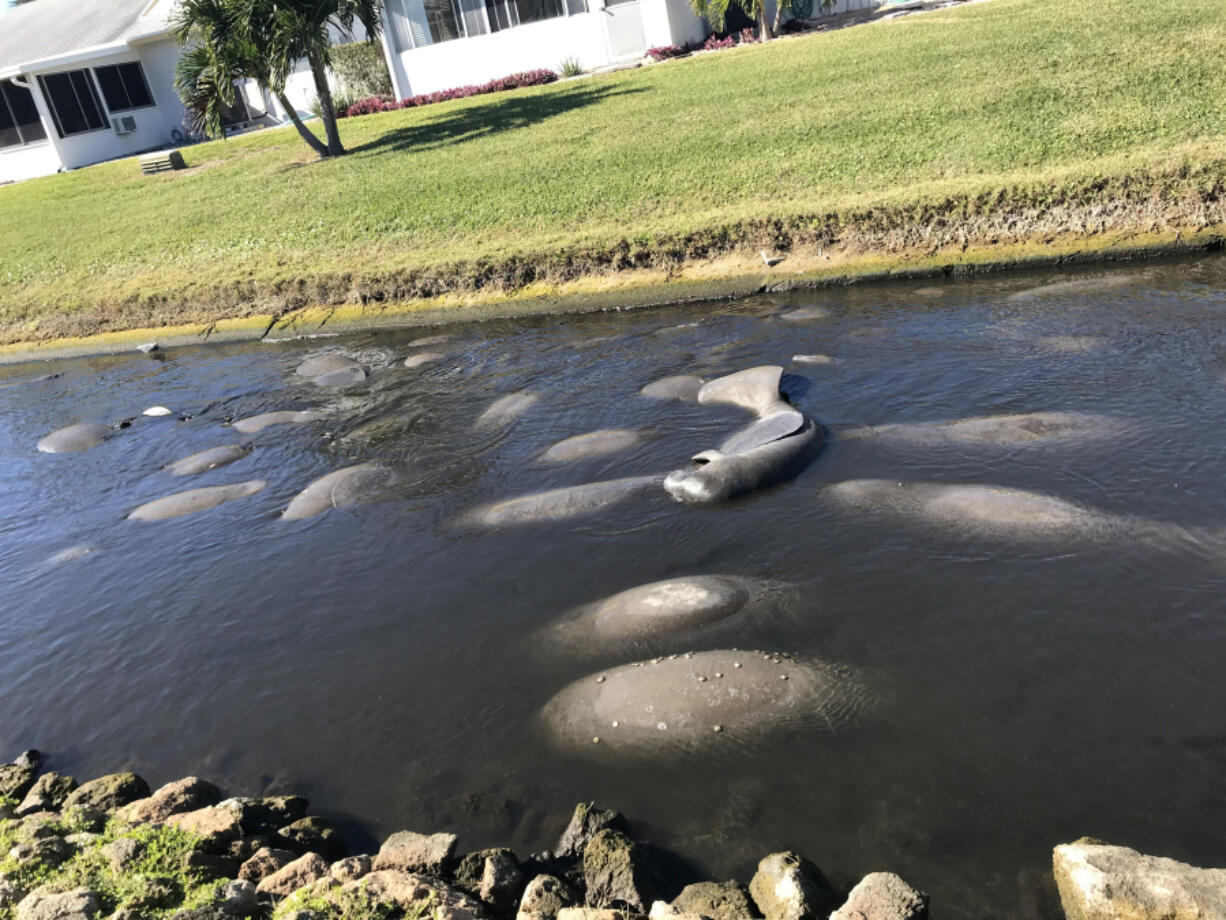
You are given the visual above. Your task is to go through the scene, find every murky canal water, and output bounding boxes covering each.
[4,257,1226,918]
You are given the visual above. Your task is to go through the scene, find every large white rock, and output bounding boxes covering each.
[829,872,928,920]
[1053,839,1226,920]
[541,650,866,757]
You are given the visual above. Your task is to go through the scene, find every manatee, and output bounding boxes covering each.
[282,464,391,520]
[143,406,174,417]
[542,575,795,654]
[37,422,110,453]
[467,475,663,526]
[1006,273,1135,302]
[541,429,644,463]
[295,354,368,387]
[128,480,266,521]
[841,411,1124,446]
[913,286,946,297]
[665,367,824,504]
[541,650,866,757]
[1035,335,1108,353]
[639,376,704,402]
[232,410,325,433]
[778,306,830,322]
[819,479,1124,541]
[408,334,452,348]
[792,354,836,365]
[403,352,444,368]
[166,445,250,476]
[475,390,538,429]
[47,545,96,566]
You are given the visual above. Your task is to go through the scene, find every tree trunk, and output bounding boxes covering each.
[759,3,775,39]
[308,52,345,157]
[274,89,329,158]
[770,0,785,36]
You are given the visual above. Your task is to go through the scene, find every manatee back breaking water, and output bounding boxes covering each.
[5,257,1226,918]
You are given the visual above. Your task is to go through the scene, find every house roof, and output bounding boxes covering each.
[0,0,178,74]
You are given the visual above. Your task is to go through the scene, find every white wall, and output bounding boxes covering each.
[0,135,62,182]
[388,11,613,97]
[134,36,190,139]
[643,0,705,48]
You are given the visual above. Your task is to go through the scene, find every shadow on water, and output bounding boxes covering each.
[349,85,649,157]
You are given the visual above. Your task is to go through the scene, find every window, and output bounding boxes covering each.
[0,79,48,148]
[387,0,460,47]
[515,0,563,24]
[37,69,107,137]
[93,62,154,112]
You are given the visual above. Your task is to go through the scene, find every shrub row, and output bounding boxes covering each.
[339,69,559,118]
[646,28,758,61]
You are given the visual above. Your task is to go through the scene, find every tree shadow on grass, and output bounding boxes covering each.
[348,84,648,157]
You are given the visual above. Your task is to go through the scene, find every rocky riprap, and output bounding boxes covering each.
[0,753,933,920]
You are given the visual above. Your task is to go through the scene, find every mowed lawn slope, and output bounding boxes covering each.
[1,0,1224,338]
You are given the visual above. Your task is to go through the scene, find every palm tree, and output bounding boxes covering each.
[174,0,383,158]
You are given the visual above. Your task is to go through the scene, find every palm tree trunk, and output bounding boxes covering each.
[770,0,785,36]
[759,2,775,39]
[274,89,329,158]
[308,53,345,157]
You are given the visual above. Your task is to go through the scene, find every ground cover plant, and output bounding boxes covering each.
[0,0,1224,342]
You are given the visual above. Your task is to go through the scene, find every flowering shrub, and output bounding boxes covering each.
[340,69,558,118]
[739,27,758,43]
[646,44,687,61]
[702,34,736,50]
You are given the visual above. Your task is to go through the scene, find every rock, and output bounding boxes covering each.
[108,909,147,920]
[15,888,99,920]
[229,834,282,862]
[230,796,308,834]
[455,849,516,892]
[128,481,266,522]
[672,881,759,920]
[358,871,485,920]
[120,876,178,911]
[639,376,704,402]
[518,875,579,920]
[182,850,241,881]
[748,853,837,920]
[1053,838,1226,920]
[63,773,150,812]
[121,777,222,825]
[168,805,243,847]
[482,851,527,913]
[37,423,110,453]
[277,912,321,920]
[475,391,538,429]
[239,846,299,882]
[256,852,330,897]
[557,909,630,920]
[17,773,77,816]
[137,342,161,354]
[231,411,325,434]
[0,751,42,799]
[583,829,663,913]
[64,833,101,848]
[166,447,250,477]
[277,817,345,861]
[103,837,146,872]
[169,908,229,920]
[280,465,391,520]
[329,855,371,883]
[17,817,60,841]
[828,873,927,920]
[649,903,708,920]
[373,831,458,875]
[9,836,73,870]
[62,805,106,832]
[219,880,258,917]
[556,804,629,860]
[0,879,23,908]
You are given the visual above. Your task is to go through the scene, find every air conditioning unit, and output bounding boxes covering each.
[112,116,137,135]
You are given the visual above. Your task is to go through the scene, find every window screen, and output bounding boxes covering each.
[37,69,107,137]
[94,62,154,112]
[0,79,47,148]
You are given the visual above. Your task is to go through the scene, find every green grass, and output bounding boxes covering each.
[1,0,1224,338]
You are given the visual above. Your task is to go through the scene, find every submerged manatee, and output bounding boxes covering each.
[467,475,663,526]
[407,334,452,348]
[541,429,644,463]
[639,376,704,402]
[542,650,866,757]
[665,367,824,504]
[47,545,97,566]
[1006,273,1136,302]
[295,354,368,387]
[128,480,266,521]
[542,575,795,655]
[792,354,836,366]
[475,390,538,429]
[37,423,110,453]
[842,411,1124,446]
[403,352,444,368]
[282,464,392,520]
[778,307,831,322]
[232,410,325,434]
[166,445,250,476]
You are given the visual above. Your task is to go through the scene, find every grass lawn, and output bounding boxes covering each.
[1,0,1225,341]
